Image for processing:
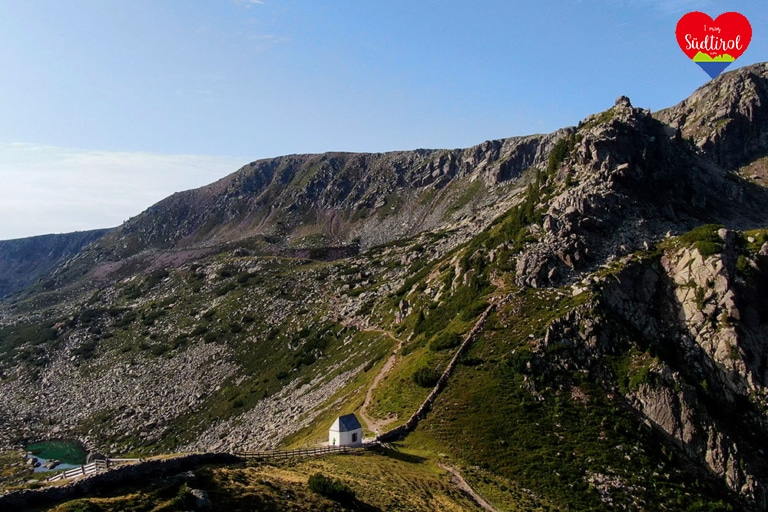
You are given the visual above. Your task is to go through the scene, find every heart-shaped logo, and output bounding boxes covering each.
[676,11,752,79]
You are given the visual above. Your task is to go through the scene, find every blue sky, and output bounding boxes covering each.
[0,0,766,239]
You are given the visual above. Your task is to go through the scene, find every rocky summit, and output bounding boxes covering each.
[1,63,768,511]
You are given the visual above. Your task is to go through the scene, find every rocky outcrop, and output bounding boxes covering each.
[657,62,768,170]
[528,224,768,508]
[515,84,768,288]
[598,233,768,507]
[515,97,681,287]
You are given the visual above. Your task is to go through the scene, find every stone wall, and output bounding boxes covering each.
[379,304,495,443]
[0,452,241,509]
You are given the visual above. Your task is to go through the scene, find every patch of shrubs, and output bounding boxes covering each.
[191,324,208,336]
[505,347,536,373]
[73,339,99,360]
[429,332,462,351]
[213,282,237,297]
[679,224,724,257]
[412,367,441,388]
[172,335,189,350]
[307,473,355,504]
[736,254,756,279]
[291,323,337,368]
[141,310,165,327]
[216,265,236,279]
[57,499,102,512]
[145,268,170,289]
[73,308,107,326]
[149,344,169,357]
[114,311,137,328]
[413,285,489,339]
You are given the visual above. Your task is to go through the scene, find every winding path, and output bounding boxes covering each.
[440,463,500,512]
[342,321,404,433]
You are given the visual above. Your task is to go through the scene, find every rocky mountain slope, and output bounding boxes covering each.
[0,229,109,299]
[30,132,563,304]
[1,62,768,510]
[657,62,768,170]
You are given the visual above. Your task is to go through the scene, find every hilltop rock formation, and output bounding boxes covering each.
[515,65,768,288]
[657,62,768,170]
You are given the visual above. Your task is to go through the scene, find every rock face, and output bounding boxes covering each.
[515,83,768,288]
[598,235,768,508]
[533,230,768,507]
[41,133,563,292]
[657,62,768,170]
[96,135,558,257]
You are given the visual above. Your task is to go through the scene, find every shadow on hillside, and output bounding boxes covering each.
[369,443,427,464]
[348,498,384,512]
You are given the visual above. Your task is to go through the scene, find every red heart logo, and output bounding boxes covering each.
[676,12,752,61]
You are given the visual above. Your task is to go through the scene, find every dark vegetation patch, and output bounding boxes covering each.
[290,322,340,369]
[120,269,171,300]
[0,321,59,367]
[412,367,440,388]
[307,472,356,504]
[428,332,462,352]
[410,270,490,343]
[679,224,725,257]
[73,339,99,361]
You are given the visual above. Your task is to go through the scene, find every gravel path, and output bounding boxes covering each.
[440,464,499,512]
[352,326,404,434]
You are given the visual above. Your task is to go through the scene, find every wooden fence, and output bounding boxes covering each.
[44,445,365,483]
[47,460,109,482]
[234,444,369,461]
[46,458,141,483]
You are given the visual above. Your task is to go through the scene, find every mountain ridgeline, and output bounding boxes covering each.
[0,229,110,299]
[1,63,768,510]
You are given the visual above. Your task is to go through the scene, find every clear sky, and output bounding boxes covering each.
[0,0,766,240]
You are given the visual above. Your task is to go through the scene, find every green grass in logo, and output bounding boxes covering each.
[693,51,735,62]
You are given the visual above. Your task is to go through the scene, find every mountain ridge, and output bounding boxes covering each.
[0,229,110,300]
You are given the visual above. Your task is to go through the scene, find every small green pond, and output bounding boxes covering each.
[26,440,87,465]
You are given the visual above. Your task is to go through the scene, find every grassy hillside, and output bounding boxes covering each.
[40,450,519,512]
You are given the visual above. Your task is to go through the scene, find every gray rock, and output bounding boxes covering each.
[43,459,61,470]
[190,488,211,511]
